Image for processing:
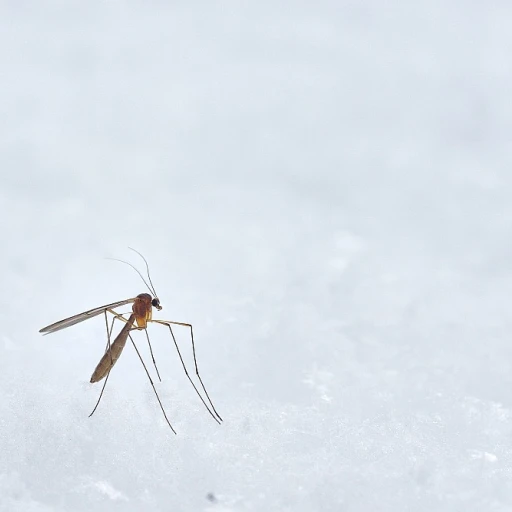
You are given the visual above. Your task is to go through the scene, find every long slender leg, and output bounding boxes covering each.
[89,371,110,418]
[103,311,114,365]
[90,312,121,418]
[144,328,162,382]
[107,314,116,337]
[89,314,133,417]
[106,308,133,325]
[89,312,116,417]
[152,319,223,423]
[101,312,130,356]
[127,332,177,434]
[104,311,132,347]
[154,322,220,424]
[105,310,162,383]
[107,311,161,383]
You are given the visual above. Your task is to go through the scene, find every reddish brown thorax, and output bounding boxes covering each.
[132,293,153,328]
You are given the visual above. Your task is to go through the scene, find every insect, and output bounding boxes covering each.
[39,249,222,434]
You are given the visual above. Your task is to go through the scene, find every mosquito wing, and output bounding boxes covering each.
[39,298,137,335]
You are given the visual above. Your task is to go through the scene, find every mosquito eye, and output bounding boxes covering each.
[152,298,160,307]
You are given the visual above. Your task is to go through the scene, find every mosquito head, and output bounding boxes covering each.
[152,297,162,311]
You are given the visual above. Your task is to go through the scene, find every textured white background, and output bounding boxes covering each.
[1,1,512,511]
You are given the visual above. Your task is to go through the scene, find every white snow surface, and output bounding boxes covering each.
[1,2,512,511]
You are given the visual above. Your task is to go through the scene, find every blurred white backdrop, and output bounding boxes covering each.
[1,1,512,511]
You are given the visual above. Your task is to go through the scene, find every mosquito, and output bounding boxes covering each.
[39,248,222,434]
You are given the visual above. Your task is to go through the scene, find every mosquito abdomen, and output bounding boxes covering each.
[90,314,135,383]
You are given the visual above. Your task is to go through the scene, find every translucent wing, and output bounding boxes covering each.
[39,298,137,335]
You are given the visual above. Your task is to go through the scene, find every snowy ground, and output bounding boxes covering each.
[1,2,512,511]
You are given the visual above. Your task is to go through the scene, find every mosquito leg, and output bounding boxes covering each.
[108,305,163,383]
[175,321,223,422]
[103,311,114,365]
[108,315,116,338]
[128,332,177,434]
[107,312,134,342]
[101,311,131,355]
[102,312,130,361]
[144,329,162,382]
[160,322,220,424]
[89,370,110,418]
[152,319,223,423]
[106,309,133,325]
[91,313,128,417]
[107,314,162,383]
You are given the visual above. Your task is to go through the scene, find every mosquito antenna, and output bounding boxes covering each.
[128,247,158,298]
[107,257,154,296]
